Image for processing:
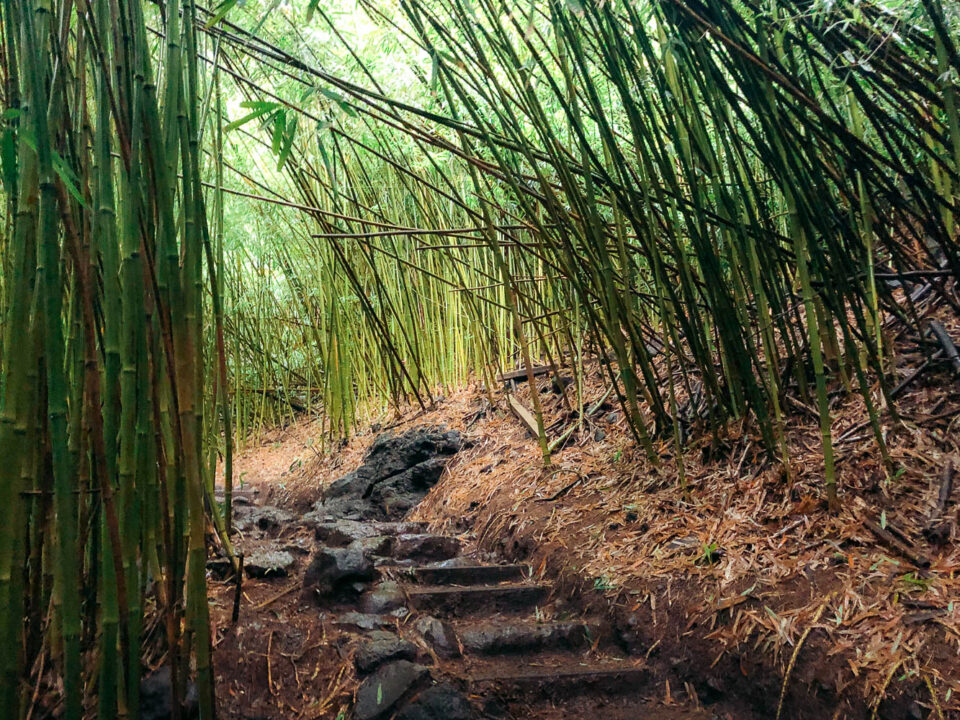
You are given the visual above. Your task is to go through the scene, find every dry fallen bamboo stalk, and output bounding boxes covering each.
[863,518,931,568]
[924,462,956,544]
[507,394,541,439]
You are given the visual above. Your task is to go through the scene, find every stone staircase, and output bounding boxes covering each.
[222,419,720,720]
[345,522,712,720]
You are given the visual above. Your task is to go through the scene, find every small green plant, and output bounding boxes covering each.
[900,572,932,593]
[593,576,616,591]
[697,542,722,565]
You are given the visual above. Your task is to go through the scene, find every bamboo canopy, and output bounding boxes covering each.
[0,0,957,716]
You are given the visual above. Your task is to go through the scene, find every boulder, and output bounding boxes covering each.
[361,581,406,614]
[393,683,473,720]
[353,661,429,720]
[302,541,375,598]
[282,538,312,555]
[367,457,448,502]
[358,535,395,558]
[325,471,370,500]
[415,616,461,658]
[311,428,462,522]
[360,429,462,484]
[355,631,418,674]
[231,505,293,535]
[205,556,233,580]
[308,519,426,546]
[310,520,382,546]
[244,549,295,579]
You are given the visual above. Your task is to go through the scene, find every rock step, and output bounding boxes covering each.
[407,563,529,586]
[311,520,429,546]
[405,582,550,616]
[468,663,649,697]
[455,619,592,654]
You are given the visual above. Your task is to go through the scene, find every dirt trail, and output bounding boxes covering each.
[210,492,739,720]
[208,425,750,719]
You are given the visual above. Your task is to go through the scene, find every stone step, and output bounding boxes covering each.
[407,563,529,586]
[468,662,649,697]
[456,620,592,654]
[499,697,711,720]
[310,520,429,546]
[405,582,550,616]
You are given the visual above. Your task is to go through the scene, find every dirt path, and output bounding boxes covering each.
[210,492,741,720]
[208,426,753,719]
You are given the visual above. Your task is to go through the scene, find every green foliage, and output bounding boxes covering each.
[204,0,959,482]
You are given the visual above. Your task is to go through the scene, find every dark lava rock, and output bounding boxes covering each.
[311,428,462,522]
[392,534,460,562]
[618,613,646,655]
[355,631,418,674]
[244,549,295,578]
[362,428,461,482]
[282,538,312,555]
[415,616,461,658]
[309,519,377,545]
[303,541,375,598]
[361,581,407,614]
[366,457,448,508]
[877,695,926,720]
[354,661,430,720]
[308,519,427,546]
[356,535,396,558]
[206,556,233,579]
[140,666,197,720]
[394,683,473,720]
[231,505,294,535]
[426,556,475,568]
[459,621,586,654]
[334,612,396,631]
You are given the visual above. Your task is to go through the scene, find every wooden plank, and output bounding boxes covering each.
[507,395,540,439]
[498,364,554,383]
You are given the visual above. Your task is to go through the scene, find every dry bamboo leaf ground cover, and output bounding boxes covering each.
[408,365,960,716]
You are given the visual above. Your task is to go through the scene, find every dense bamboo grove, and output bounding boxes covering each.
[0,0,225,716]
[211,0,959,478]
[0,0,958,717]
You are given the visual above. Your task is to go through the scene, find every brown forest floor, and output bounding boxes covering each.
[214,312,960,719]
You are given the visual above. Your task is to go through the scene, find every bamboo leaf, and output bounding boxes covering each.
[205,0,240,27]
[277,114,298,171]
[225,102,281,132]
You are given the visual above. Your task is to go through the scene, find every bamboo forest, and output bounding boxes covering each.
[0,0,958,718]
